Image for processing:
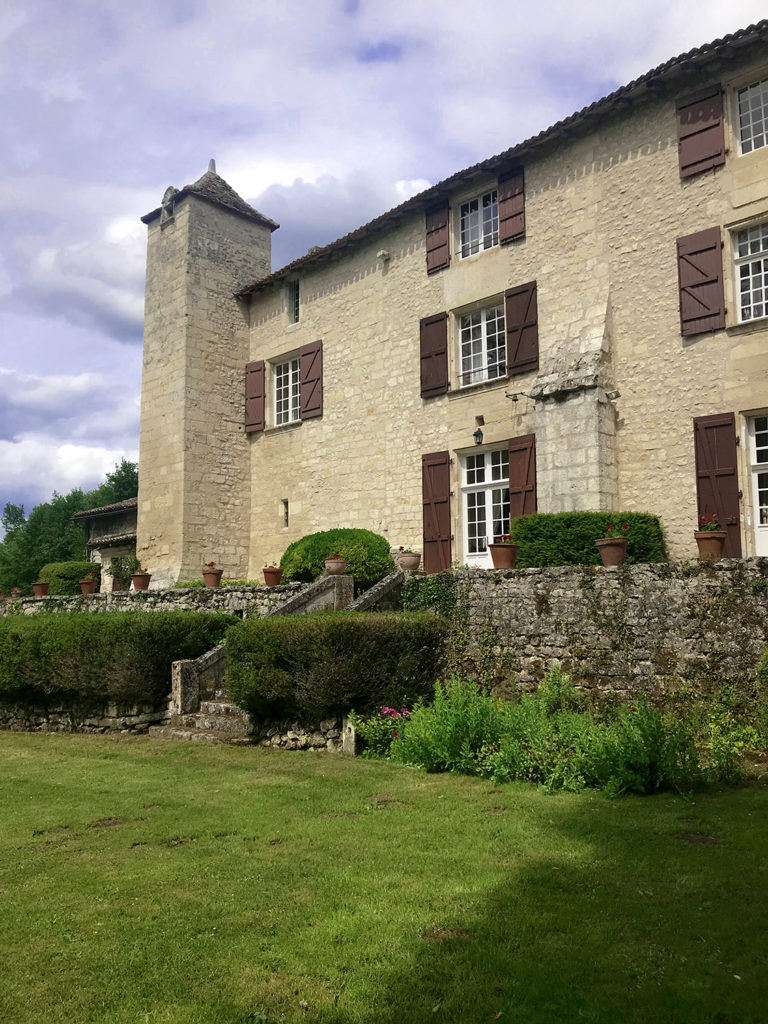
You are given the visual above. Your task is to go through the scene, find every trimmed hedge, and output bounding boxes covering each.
[38,561,101,595]
[280,528,395,590]
[0,611,237,709]
[510,512,667,567]
[226,611,448,720]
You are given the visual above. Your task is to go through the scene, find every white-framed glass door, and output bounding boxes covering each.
[461,448,510,567]
[748,415,768,556]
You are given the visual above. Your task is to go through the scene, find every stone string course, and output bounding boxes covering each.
[442,559,768,695]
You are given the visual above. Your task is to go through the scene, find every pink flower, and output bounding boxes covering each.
[392,730,397,739]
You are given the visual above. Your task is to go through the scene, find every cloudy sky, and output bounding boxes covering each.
[1,0,766,521]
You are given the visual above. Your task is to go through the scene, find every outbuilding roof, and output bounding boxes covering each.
[238,18,768,297]
[72,496,138,522]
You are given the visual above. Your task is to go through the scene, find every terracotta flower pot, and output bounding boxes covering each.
[202,568,223,588]
[131,572,151,591]
[32,582,50,597]
[398,552,421,571]
[596,537,628,567]
[489,543,519,569]
[325,558,348,576]
[79,578,97,595]
[263,567,283,586]
[694,530,727,562]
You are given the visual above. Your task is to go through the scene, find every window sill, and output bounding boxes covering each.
[264,420,302,436]
[456,246,498,265]
[726,316,768,337]
[448,377,510,400]
[284,322,301,333]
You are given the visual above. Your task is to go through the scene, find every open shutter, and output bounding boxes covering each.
[505,281,539,376]
[420,312,449,398]
[677,228,725,336]
[676,85,725,179]
[693,413,741,557]
[498,168,525,244]
[299,340,323,420]
[425,202,450,274]
[508,434,536,520]
[245,360,265,433]
[422,450,452,573]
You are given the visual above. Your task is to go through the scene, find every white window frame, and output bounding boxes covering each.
[736,77,768,156]
[457,302,506,387]
[459,188,499,259]
[747,414,768,556]
[273,356,300,426]
[733,220,768,323]
[460,447,510,567]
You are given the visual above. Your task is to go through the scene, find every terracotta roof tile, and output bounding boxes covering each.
[72,497,138,521]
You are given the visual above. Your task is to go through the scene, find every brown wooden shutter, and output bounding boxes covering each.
[693,412,741,557]
[508,434,536,520]
[498,168,525,244]
[245,360,265,433]
[505,281,539,376]
[299,340,323,420]
[420,312,449,398]
[422,450,452,573]
[677,228,725,336]
[425,202,450,274]
[676,85,725,179]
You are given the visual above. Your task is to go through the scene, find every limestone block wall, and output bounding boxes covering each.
[138,195,272,587]
[245,51,768,569]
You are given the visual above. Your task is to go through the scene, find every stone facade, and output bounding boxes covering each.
[136,28,768,581]
[72,498,138,592]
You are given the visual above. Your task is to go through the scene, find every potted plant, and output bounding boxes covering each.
[131,567,152,591]
[396,546,422,571]
[77,573,97,595]
[202,561,223,588]
[694,513,727,561]
[263,562,283,586]
[10,586,21,598]
[32,579,50,597]
[325,552,348,575]
[596,522,629,566]
[489,533,519,570]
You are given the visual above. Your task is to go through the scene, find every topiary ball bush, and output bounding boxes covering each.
[38,561,101,595]
[279,528,395,590]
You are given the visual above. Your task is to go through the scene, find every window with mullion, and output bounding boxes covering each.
[738,78,768,155]
[274,357,300,425]
[462,449,510,559]
[460,304,505,386]
[736,222,768,321]
[460,190,498,258]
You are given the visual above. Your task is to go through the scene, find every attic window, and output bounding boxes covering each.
[738,78,768,155]
[288,280,300,323]
[459,190,498,258]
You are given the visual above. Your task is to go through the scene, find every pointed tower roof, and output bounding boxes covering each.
[141,161,279,230]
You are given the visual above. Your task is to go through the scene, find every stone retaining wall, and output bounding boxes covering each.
[429,559,768,695]
[252,717,344,752]
[0,702,161,734]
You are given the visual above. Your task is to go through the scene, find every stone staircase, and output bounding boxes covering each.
[148,691,252,745]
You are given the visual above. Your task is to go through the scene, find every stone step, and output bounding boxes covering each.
[148,725,238,744]
[199,700,245,717]
[175,712,249,735]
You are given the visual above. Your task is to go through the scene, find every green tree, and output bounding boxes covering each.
[1,504,26,535]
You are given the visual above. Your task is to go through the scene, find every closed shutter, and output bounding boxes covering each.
[420,312,449,398]
[676,85,725,179]
[498,168,525,244]
[299,340,323,420]
[677,228,725,336]
[508,434,536,520]
[422,450,452,573]
[425,202,450,274]
[505,281,539,376]
[245,360,265,433]
[693,413,741,557]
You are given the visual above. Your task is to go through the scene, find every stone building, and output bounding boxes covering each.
[137,21,768,585]
[72,497,138,590]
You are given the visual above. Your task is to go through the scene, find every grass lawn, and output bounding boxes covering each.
[1,734,767,1024]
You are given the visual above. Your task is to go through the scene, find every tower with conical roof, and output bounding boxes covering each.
[138,161,278,585]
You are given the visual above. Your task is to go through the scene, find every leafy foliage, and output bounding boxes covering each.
[279,528,395,590]
[510,511,666,567]
[38,562,101,595]
[0,460,138,594]
[226,611,447,720]
[0,611,236,709]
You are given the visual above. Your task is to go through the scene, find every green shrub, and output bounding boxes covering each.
[0,611,237,709]
[38,561,101,595]
[226,611,447,720]
[509,511,666,567]
[280,529,395,590]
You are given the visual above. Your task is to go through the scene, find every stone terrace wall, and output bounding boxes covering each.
[0,583,309,619]
[426,559,768,696]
